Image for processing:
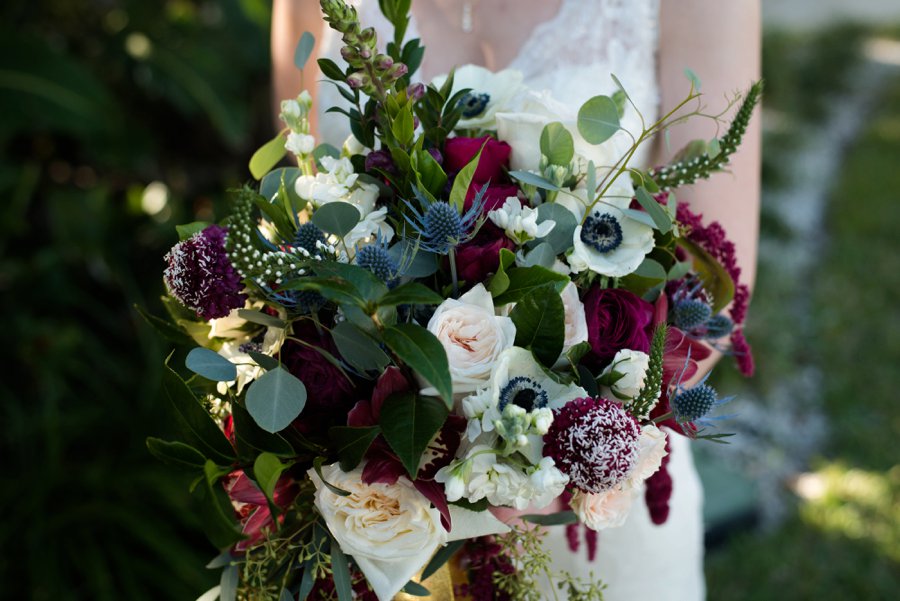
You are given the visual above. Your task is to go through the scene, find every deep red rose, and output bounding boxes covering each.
[280,323,356,413]
[443,135,511,184]
[465,183,520,213]
[583,287,655,367]
[456,221,516,284]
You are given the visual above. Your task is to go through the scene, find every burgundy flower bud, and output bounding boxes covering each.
[364,149,396,173]
[427,147,443,165]
[375,54,394,70]
[346,71,368,89]
[340,46,358,62]
[407,82,426,101]
[386,63,408,80]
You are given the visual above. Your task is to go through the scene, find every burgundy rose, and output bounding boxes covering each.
[443,135,511,184]
[465,183,520,213]
[583,287,655,367]
[280,322,355,413]
[456,222,516,284]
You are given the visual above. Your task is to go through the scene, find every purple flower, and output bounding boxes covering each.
[163,225,246,320]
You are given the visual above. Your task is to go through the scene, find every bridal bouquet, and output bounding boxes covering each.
[146,1,760,599]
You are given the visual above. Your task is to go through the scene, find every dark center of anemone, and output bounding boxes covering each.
[498,376,549,413]
[457,92,490,118]
[580,212,624,253]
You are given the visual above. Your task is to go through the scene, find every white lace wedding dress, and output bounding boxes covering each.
[316,2,705,599]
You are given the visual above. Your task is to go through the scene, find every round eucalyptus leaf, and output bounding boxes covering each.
[246,368,307,433]
[311,202,361,238]
[185,347,237,382]
[577,95,620,145]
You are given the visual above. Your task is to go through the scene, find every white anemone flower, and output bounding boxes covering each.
[568,204,654,277]
[431,65,525,130]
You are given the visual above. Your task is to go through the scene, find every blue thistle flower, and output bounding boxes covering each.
[703,313,734,339]
[672,298,713,331]
[355,236,399,286]
[294,222,326,253]
[671,383,719,422]
[402,185,485,254]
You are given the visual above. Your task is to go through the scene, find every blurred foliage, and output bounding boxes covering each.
[0,0,275,599]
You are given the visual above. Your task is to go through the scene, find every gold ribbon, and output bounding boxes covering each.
[393,562,456,601]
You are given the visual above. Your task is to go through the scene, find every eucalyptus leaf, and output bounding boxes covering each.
[330,541,354,601]
[329,426,381,472]
[383,324,453,407]
[667,260,693,281]
[510,285,566,367]
[331,321,391,372]
[236,308,286,329]
[532,202,576,255]
[521,242,557,269]
[684,67,702,91]
[185,347,237,382]
[619,207,659,229]
[245,368,307,433]
[299,559,316,600]
[247,351,280,371]
[509,170,560,191]
[379,392,449,478]
[577,95,620,144]
[311,202,361,237]
[389,239,439,278]
[633,258,667,281]
[294,31,315,70]
[220,565,239,601]
[539,121,574,166]
[249,133,287,180]
[280,589,294,601]
[634,186,672,233]
[206,551,235,569]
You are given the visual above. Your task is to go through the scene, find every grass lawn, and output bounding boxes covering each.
[704,31,900,600]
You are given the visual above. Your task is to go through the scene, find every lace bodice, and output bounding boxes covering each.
[317,0,661,165]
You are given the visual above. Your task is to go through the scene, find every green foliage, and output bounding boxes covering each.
[540,122,575,166]
[311,201,362,237]
[378,392,449,478]
[185,347,238,382]
[492,265,569,305]
[245,367,308,433]
[631,324,667,419]
[677,237,735,313]
[634,186,673,233]
[329,426,381,471]
[510,284,566,367]
[382,323,453,407]
[249,132,287,179]
[577,95,620,144]
[449,143,484,214]
[331,321,391,372]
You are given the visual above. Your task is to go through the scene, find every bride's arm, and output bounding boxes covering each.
[657,0,762,376]
[272,0,325,133]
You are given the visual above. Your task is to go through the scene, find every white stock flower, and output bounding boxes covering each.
[342,133,367,156]
[431,65,525,130]
[488,197,555,245]
[525,457,570,509]
[343,206,394,257]
[556,282,589,367]
[295,156,379,215]
[285,132,315,156]
[309,463,447,601]
[599,349,653,403]
[568,204,654,277]
[425,284,516,396]
[570,486,642,531]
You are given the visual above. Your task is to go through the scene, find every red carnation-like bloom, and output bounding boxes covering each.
[543,397,641,493]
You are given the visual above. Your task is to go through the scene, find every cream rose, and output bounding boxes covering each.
[425,284,516,395]
[556,282,589,367]
[628,424,668,487]
[310,463,447,601]
[570,486,641,531]
[599,348,653,403]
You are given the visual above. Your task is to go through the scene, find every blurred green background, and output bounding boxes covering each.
[1,1,898,600]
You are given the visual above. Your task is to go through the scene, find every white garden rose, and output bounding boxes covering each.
[628,424,668,487]
[309,463,447,601]
[431,65,525,130]
[556,282,589,367]
[599,348,653,402]
[568,204,654,277]
[570,486,641,531]
[425,284,516,396]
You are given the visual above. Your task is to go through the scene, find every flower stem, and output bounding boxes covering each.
[449,247,459,298]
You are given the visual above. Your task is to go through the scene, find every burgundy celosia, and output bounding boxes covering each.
[543,397,641,493]
[730,329,756,377]
[163,224,246,320]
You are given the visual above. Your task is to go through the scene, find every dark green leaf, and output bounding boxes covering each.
[509,170,560,191]
[330,426,381,471]
[378,282,444,307]
[146,437,207,469]
[279,276,367,308]
[176,221,210,240]
[565,341,592,369]
[162,359,235,462]
[330,541,353,601]
[389,239,438,278]
[253,452,289,505]
[379,392,449,478]
[383,324,453,407]
[577,95,620,144]
[487,248,516,296]
[311,202,361,237]
[313,456,351,496]
[540,122,575,166]
[245,368,307,433]
[249,133,287,180]
[247,350,280,371]
[577,365,599,397]
[314,262,388,302]
[231,404,296,458]
[134,304,193,346]
[421,540,466,580]
[391,105,415,146]
[318,58,346,81]
[185,347,237,382]
[331,321,391,372]
[294,31,315,70]
[402,581,431,596]
[678,237,735,312]
[634,187,672,233]
[510,285,566,367]
[520,510,578,525]
[492,266,569,306]
[193,461,244,548]
[449,143,484,213]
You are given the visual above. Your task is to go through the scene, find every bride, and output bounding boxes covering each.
[272,1,760,599]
